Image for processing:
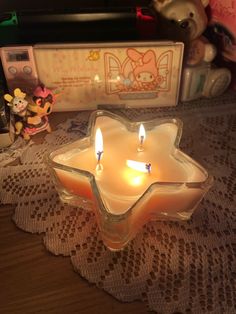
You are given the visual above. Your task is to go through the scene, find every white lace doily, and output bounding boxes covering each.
[0,92,236,314]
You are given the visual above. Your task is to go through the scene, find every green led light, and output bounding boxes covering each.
[0,12,18,26]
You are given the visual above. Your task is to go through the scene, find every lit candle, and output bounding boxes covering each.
[138,123,146,152]
[126,160,151,174]
[95,128,103,172]
[49,111,213,250]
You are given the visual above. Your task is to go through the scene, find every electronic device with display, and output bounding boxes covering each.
[0,46,38,94]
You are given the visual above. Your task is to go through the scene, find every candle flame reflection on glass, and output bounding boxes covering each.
[94,74,101,82]
[138,124,146,152]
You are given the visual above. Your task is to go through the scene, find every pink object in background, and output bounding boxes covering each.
[207,0,236,89]
[208,0,236,62]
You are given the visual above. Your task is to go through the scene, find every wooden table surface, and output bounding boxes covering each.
[0,112,152,314]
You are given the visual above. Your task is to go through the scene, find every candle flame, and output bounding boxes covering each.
[126,160,151,173]
[139,124,146,143]
[95,128,103,162]
[94,74,100,82]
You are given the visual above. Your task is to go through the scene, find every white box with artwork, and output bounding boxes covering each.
[0,42,184,111]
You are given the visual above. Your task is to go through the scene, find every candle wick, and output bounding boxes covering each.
[140,135,144,145]
[145,163,151,174]
[97,150,103,163]
[138,136,145,152]
[96,151,103,173]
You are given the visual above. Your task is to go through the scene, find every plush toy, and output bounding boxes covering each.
[152,0,231,101]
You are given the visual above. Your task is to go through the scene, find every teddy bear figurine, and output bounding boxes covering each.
[152,0,232,101]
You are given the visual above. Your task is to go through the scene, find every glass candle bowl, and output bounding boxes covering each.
[45,110,213,250]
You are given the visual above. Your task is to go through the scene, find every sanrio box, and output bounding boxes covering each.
[0,42,184,111]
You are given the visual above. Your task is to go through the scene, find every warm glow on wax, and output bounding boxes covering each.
[95,128,103,162]
[126,160,151,174]
[125,172,144,186]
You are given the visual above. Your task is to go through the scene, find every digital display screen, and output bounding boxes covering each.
[6,51,29,62]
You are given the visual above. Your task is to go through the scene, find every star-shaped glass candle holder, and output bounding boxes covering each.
[46,110,213,250]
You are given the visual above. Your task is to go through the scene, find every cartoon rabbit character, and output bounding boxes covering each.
[127,48,164,91]
[4,88,29,135]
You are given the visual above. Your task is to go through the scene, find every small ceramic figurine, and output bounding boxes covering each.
[22,85,55,140]
[4,85,56,140]
[152,0,231,101]
[4,88,29,135]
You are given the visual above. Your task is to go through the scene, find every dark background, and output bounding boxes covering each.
[0,0,161,45]
[0,0,151,11]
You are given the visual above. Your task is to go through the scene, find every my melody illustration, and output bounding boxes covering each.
[104,48,173,99]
